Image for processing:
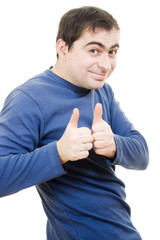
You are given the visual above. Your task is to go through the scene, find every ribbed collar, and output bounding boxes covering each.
[45,68,91,94]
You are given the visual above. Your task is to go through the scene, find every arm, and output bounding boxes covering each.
[92,86,149,170]
[0,90,65,197]
[109,89,149,170]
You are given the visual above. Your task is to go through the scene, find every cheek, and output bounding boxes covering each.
[107,60,117,78]
[68,52,96,75]
[111,59,117,71]
[67,56,80,72]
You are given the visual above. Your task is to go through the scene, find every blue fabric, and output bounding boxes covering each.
[0,69,149,239]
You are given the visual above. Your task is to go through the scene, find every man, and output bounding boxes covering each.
[0,6,149,240]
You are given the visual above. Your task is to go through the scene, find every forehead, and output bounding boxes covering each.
[75,28,120,48]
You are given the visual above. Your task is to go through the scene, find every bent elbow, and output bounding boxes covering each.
[137,146,149,170]
[140,154,149,170]
[136,135,149,170]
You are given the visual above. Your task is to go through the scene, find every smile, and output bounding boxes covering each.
[88,70,107,80]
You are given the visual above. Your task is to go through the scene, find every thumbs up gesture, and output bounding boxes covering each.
[56,108,93,164]
[92,103,116,158]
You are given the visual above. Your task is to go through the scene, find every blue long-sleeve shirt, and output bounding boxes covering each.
[0,69,149,239]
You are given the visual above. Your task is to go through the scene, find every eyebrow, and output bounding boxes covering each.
[84,41,120,50]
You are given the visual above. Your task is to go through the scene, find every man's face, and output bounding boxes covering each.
[62,28,120,89]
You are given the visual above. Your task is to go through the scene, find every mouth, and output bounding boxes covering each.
[88,70,107,80]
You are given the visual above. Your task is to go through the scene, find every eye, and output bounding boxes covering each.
[109,49,117,57]
[89,49,99,55]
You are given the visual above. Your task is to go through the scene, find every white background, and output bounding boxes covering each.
[0,0,159,239]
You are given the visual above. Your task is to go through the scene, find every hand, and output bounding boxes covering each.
[56,108,93,164]
[92,103,116,159]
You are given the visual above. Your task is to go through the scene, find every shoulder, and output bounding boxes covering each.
[4,70,55,109]
[19,70,55,96]
[1,71,53,119]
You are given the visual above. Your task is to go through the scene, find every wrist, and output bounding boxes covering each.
[56,140,68,165]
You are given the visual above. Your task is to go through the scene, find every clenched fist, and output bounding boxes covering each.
[92,103,116,159]
[56,108,93,165]
[56,104,116,165]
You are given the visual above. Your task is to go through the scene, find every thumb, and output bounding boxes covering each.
[68,108,79,128]
[93,103,103,124]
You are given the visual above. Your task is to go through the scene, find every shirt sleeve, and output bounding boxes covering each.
[0,89,66,197]
[106,84,149,170]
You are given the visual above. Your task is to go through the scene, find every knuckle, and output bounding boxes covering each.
[86,143,91,151]
[87,128,92,134]
[88,143,93,150]
[94,141,98,148]
[85,151,89,158]
[83,127,91,134]
[92,133,96,140]
[88,135,94,142]
[71,152,78,161]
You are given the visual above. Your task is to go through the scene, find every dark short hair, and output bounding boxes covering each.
[56,6,120,52]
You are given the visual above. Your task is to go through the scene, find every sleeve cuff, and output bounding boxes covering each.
[45,141,67,179]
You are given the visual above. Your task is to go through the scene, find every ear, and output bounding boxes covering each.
[56,39,68,60]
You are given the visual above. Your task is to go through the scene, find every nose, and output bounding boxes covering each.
[97,53,111,72]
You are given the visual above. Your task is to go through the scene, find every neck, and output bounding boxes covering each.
[51,62,62,77]
[52,61,69,81]
[51,61,76,87]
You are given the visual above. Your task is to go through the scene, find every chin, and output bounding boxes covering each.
[89,82,105,90]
